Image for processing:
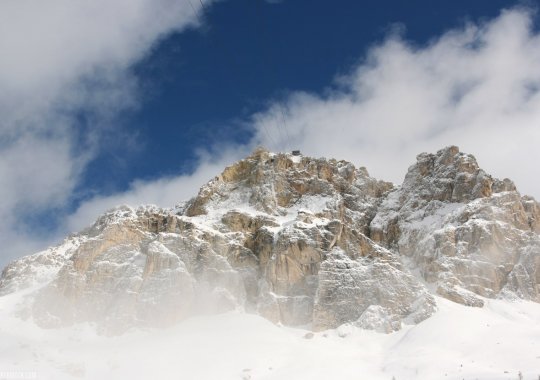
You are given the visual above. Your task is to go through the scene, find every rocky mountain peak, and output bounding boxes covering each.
[372,145,540,307]
[185,147,393,217]
[0,146,539,335]
[403,145,501,205]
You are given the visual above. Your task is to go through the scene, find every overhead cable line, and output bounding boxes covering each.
[199,0,278,146]
[255,0,294,153]
[192,0,293,154]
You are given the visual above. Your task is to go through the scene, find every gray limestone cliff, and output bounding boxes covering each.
[0,146,538,334]
[371,146,540,307]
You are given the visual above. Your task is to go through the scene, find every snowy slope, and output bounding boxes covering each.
[0,288,539,380]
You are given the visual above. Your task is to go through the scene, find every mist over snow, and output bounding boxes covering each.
[1,292,539,380]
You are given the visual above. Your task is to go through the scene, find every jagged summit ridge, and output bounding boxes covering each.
[185,147,392,217]
[372,146,540,306]
[0,146,539,334]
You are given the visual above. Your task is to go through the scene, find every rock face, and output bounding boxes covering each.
[371,146,540,307]
[0,146,539,334]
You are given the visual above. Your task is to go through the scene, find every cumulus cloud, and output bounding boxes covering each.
[0,0,205,265]
[252,7,540,197]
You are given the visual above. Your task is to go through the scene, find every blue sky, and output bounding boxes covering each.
[1,0,540,265]
[84,0,517,194]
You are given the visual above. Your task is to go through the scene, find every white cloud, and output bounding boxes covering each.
[65,147,248,233]
[0,0,205,265]
[252,7,540,197]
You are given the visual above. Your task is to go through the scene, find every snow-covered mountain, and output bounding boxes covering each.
[0,146,539,379]
[1,146,539,332]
